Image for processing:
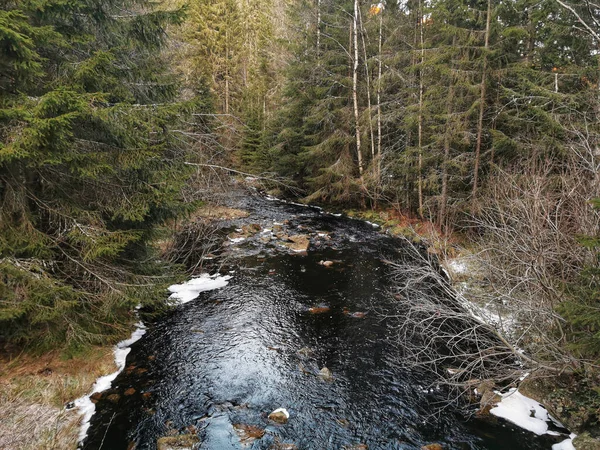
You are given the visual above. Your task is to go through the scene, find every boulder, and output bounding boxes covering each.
[156,434,200,450]
[268,408,290,424]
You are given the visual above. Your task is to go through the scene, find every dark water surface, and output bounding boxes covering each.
[83,193,558,450]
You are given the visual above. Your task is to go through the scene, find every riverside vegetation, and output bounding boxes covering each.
[0,0,599,448]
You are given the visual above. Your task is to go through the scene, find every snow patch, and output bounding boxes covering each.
[553,434,577,450]
[229,237,246,244]
[74,322,147,444]
[447,258,468,274]
[168,273,232,304]
[490,388,557,436]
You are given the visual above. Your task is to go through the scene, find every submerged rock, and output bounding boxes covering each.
[318,367,334,382]
[268,408,290,424]
[343,308,367,318]
[318,260,334,267]
[283,235,310,252]
[308,305,330,314]
[269,444,298,450]
[297,347,314,358]
[156,434,200,450]
[421,445,443,450]
[233,424,265,444]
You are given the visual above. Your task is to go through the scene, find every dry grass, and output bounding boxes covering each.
[0,348,116,450]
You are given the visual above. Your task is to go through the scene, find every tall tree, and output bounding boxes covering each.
[0,0,208,349]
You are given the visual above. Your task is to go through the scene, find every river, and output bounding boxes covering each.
[81,191,562,450]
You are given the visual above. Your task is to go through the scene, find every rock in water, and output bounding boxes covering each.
[283,235,310,252]
[318,260,334,267]
[268,408,290,424]
[318,367,334,382]
[156,434,200,450]
[421,444,443,450]
[233,424,265,444]
[308,305,330,314]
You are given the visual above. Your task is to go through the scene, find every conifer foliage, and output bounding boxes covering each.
[0,0,203,350]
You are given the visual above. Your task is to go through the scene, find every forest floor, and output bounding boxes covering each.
[0,348,116,450]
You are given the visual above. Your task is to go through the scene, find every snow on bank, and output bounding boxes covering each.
[490,388,576,448]
[74,322,147,443]
[553,434,577,450]
[490,388,553,435]
[168,273,233,304]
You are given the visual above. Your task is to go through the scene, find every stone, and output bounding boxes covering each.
[475,380,501,416]
[297,347,314,358]
[156,434,200,450]
[343,308,367,318]
[233,424,265,444]
[421,445,443,450]
[318,367,334,382]
[268,408,290,424]
[124,388,136,396]
[283,235,310,252]
[343,445,368,450]
[90,392,103,403]
[308,305,330,314]
[106,393,121,403]
[319,260,334,267]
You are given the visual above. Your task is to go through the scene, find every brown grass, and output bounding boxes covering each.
[0,348,116,450]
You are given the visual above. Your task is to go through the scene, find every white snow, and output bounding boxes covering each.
[553,434,577,450]
[168,273,232,304]
[74,322,147,443]
[447,258,468,274]
[490,388,553,435]
[229,237,246,244]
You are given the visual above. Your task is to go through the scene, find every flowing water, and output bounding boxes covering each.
[82,192,562,450]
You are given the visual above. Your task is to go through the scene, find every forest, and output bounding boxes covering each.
[0,0,599,448]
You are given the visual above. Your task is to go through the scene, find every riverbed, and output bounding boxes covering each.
[81,192,562,450]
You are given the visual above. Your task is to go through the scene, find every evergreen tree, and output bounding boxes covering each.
[0,0,209,350]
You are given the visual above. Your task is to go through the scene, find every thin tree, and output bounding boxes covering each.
[353,0,365,181]
[471,0,492,208]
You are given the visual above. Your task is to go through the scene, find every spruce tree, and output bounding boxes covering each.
[0,0,208,350]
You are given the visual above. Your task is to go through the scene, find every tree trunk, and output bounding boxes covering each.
[377,9,383,179]
[471,0,492,208]
[353,0,364,181]
[417,0,425,218]
[225,29,230,115]
[439,74,455,230]
[317,0,321,60]
[359,7,376,165]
